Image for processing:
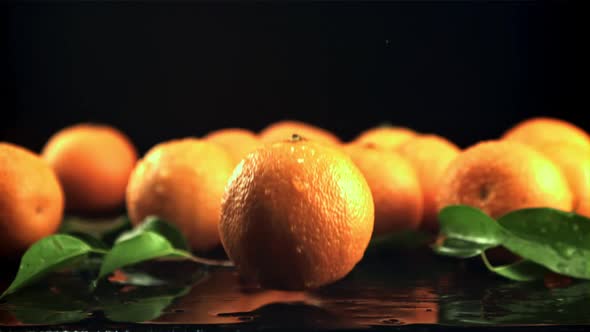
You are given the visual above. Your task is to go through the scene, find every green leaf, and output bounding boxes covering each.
[498,208,590,279]
[438,205,503,246]
[115,216,189,251]
[1,234,107,298]
[433,205,504,259]
[433,238,494,258]
[481,253,549,281]
[98,232,193,280]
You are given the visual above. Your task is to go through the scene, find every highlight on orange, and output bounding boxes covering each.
[437,140,573,220]
[41,123,138,214]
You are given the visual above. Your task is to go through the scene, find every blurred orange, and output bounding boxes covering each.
[437,140,573,219]
[259,120,341,145]
[0,143,64,256]
[42,123,138,214]
[345,143,423,236]
[502,117,590,151]
[397,134,460,232]
[204,128,262,167]
[536,143,590,217]
[351,126,417,151]
[126,138,234,252]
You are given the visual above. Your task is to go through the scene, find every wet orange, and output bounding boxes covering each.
[126,138,235,252]
[344,143,423,236]
[437,140,573,219]
[0,143,64,256]
[351,126,417,151]
[502,117,590,151]
[397,134,461,232]
[41,123,138,214]
[220,135,374,290]
[259,120,341,145]
[203,128,262,166]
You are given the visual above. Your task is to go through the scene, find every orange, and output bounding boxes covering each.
[396,134,461,232]
[0,143,64,256]
[41,123,138,214]
[203,128,262,166]
[351,125,417,151]
[436,140,573,219]
[344,143,423,236]
[536,143,590,217]
[502,117,590,151]
[259,120,341,145]
[126,138,234,252]
[219,135,374,290]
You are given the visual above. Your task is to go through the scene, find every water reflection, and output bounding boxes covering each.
[1,249,590,328]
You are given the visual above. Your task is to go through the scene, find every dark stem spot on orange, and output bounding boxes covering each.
[291,133,303,142]
[479,184,490,201]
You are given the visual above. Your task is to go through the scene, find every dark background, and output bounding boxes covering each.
[1,1,587,154]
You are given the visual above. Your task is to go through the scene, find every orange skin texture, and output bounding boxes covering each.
[397,134,461,232]
[41,124,138,214]
[344,143,423,236]
[536,143,590,217]
[126,138,234,252]
[203,128,262,166]
[502,117,590,151]
[259,120,341,146]
[0,143,64,257]
[220,137,374,290]
[351,126,417,151]
[437,140,573,219]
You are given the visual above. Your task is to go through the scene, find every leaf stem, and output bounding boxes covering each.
[480,252,495,272]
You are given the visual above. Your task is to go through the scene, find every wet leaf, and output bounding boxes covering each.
[433,238,493,258]
[0,235,107,298]
[98,232,193,281]
[433,206,504,259]
[438,205,503,246]
[498,208,590,279]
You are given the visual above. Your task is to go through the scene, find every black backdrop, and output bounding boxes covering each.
[1,1,587,154]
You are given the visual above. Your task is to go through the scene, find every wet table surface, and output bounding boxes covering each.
[0,247,589,331]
